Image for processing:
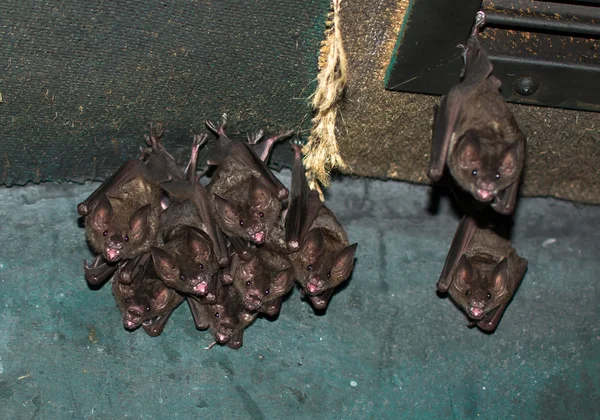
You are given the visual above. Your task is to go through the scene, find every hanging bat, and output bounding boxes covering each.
[427,11,526,215]
[205,116,292,251]
[436,216,527,332]
[81,126,183,263]
[188,281,256,349]
[230,249,294,314]
[151,135,226,298]
[112,258,184,337]
[285,144,358,310]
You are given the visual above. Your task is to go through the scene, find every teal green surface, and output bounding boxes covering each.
[0,174,598,419]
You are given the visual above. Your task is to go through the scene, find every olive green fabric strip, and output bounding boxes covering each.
[0,0,330,185]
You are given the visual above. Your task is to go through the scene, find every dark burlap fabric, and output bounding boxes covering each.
[0,0,330,185]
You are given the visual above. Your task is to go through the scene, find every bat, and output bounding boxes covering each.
[285,144,358,310]
[188,281,256,349]
[111,258,184,337]
[436,216,528,332]
[81,126,183,263]
[230,249,294,314]
[151,135,225,298]
[205,117,291,248]
[427,11,526,215]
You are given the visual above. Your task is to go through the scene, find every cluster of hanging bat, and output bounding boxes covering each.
[428,12,528,332]
[77,11,526,344]
[76,118,358,349]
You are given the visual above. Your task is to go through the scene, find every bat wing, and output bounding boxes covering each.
[84,255,119,286]
[141,311,175,337]
[491,135,526,215]
[191,182,230,268]
[428,95,458,181]
[229,236,256,261]
[235,141,289,200]
[187,297,212,330]
[77,159,144,216]
[436,215,478,293]
[285,144,323,250]
[462,34,494,87]
[428,30,495,183]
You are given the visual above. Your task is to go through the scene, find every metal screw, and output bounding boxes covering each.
[513,77,540,97]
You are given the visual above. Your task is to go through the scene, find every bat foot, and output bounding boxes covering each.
[192,133,209,149]
[473,11,486,34]
[247,129,264,145]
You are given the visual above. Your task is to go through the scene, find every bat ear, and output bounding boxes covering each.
[300,229,324,261]
[186,227,212,261]
[129,204,151,240]
[241,257,259,279]
[453,255,474,291]
[154,286,174,311]
[331,243,358,283]
[91,195,114,232]
[151,247,179,282]
[499,137,524,177]
[456,131,481,169]
[214,195,239,226]
[491,257,509,297]
[118,282,135,298]
[248,176,272,210]
[272,267,294,292]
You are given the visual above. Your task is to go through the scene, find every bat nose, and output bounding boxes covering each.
[108,234,124,248]
[127,307,143,318]
[193,281,208,295]
[477,180,495,191]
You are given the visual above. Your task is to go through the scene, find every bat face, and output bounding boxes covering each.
[214,177,281,244]
[151,228,219,299]
[233,255,293,312]
[294,229,358,296]
[449,255,510,322]
[204,285,256,348]
[450,130,524,203]
[86,193,158,262]
[112,276,178,331]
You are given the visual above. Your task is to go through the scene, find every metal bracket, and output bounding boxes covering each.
[385,0,600,112]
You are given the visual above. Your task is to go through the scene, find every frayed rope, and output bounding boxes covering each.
[302,0,348,200]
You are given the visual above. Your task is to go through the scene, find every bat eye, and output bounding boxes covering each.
[124,235,129,242]
[179,274,185,281]
[245,280,251,288]
[258,212,264,218]
[102,230,108,237]
[264,288,270,295]
[239,220,245,227]
[471,170,478,176]
[197,263,204,270]
[146,306,151,312]
[495,173,500,180]
[487,292,492,299]
[307,264,313,271]
[125,297,131,303]
[465,289,471,297]
[326,271,331,279]
[215,312,220,318]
